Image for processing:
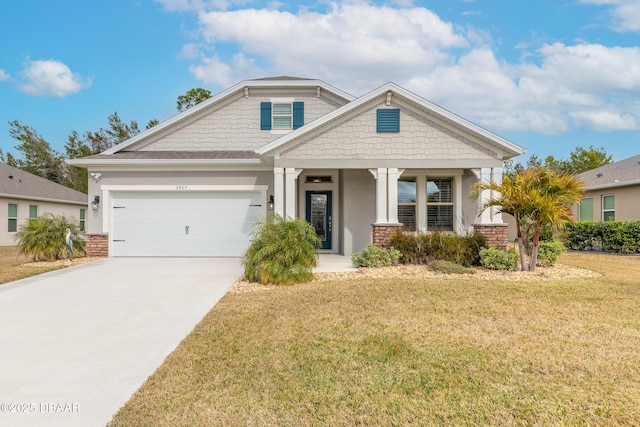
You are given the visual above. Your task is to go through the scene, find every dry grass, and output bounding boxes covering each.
[0,246,98,285]
[110,252,640,426]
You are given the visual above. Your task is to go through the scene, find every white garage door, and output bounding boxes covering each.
[111,191,263,257]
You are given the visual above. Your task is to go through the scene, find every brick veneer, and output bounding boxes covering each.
[473,223,508,249]
[372,223,404,248]
[86,233,109,257]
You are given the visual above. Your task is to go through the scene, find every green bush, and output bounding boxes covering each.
[429,260,475,275]
[14,213,85,261]
[242,215,321,285]
[536,239,565,267]
[565,221,640,254]
[479,247,518,271]
[351,244,401,268]
[390,231,485,267]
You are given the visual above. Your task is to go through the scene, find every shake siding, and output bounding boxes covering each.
[139,89,344,152]
[280,104,496,160]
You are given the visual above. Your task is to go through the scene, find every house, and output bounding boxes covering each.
[575,154,640,222]
[69,77,525,258]
[1,163,88,246]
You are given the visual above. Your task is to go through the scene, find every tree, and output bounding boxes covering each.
[145,118,160,129]
[473,167,584,271]
[177,88,212,112]
[84,112,140,153]
[63,130,93,193]
[565,145,612,174]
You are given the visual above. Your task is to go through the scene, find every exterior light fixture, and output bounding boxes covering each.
[92,195,100,210]
[268,195,274,210]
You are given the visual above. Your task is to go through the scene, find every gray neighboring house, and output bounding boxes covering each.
[1,163,88,246]
[575,154,640,223]
[69,77,525,258]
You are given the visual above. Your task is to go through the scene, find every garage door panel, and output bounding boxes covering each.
[111,191,262,257]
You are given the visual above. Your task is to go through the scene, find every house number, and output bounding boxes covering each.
[176,185,188,190]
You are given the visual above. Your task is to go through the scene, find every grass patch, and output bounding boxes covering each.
[0,246,68,285]
[109,252,640,426]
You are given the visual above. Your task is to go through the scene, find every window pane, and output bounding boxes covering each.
[427,205,453,231]
[604,211,615,221]
[273,103,291,114]
[398,178,416,203]
[8,204,17,217]
[8,219,17,233]
[427,178,452,203]
[80,209,85,220]
[29,205,38,218]
[603,195,615,211]
[273,116,292,129]
[398,205,416,230]
[579,198,593,222]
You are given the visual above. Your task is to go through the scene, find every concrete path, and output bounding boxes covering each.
[0,258,242,427]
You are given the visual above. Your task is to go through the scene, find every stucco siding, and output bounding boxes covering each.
[279,102,496,161]
[1,198,87,246]
[579,185,640,222]
[341,169,376,254]
[134,88,344,152]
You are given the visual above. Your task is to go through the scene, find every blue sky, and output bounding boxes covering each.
[1,0,639,163]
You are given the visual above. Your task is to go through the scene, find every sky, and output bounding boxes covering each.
[1,0,639,163]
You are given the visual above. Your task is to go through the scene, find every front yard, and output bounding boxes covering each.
[109,252,640,426]
[0,246,68,285]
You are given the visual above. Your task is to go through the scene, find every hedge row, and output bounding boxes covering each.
[389,231,486,267]
[564,221,640,254]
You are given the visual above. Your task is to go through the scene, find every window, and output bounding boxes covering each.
[29,205,38,219]
[398,177,416,230]
[80,208,86,231]
[377,109,400,132]
[602,195,615,221]
[427,178,453,231]
[260,101,304,131]
[578,198,593,222]
[8,204,17,232]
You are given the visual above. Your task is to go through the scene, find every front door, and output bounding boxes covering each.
[306,191,332,250]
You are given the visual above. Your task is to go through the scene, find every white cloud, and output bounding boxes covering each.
[18,60,92,97]
[0,69,10,81]
[166,2,640,134]
[580,0,640,32]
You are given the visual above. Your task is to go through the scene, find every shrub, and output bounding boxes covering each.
[14,213,85,261]
[536,239,565,267]
[242,215,321,285]
[429,260,475,275]
[479,247,518,271]
[390,231,486,266]
[351,244,401,268]
[565,221,640,254]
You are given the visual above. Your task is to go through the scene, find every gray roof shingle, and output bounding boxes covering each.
[0,163,87,203]
[577,154,640,189]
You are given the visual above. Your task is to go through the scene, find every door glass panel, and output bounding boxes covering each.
[310,194,327,241]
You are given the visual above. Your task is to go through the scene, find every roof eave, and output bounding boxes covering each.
[0,193,87,205]
[67,158,264,168]
[584,178,640,191]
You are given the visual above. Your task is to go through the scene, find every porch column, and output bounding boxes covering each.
[455,173,463,233]
[285,167,297,219]
[372,168,388,223]
[274,167,284,216]
[491,167,503,223]
[387,168,400,224]
[478,167,492,224]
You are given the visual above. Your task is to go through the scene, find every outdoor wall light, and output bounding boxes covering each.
[268,195,274,210]
[92,195,100,210]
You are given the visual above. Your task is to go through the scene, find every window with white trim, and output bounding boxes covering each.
[578,197,593,222]
[427,178,454,231]
[397,176,455,232]
[398,177,416,231]
[29,205,38,219]
[80,208,86,231]
[272,103,292,129]
[8,203,17,233]
[602,195,615,221]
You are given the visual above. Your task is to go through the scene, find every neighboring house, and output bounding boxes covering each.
[1,163,88,246]
[575,154,640,223]
[69,77,525,258]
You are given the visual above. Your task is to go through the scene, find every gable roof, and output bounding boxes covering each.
[257,82,525,159]
[98,77,355,156]
[0,163,87,205]
[577,154,640,190]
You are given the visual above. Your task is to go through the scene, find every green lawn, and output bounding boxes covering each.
[0,246,68,285]
[109,252,640,426]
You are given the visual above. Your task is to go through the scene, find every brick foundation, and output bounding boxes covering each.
[372,223,404,248]
[473,223,508,249]
[86,233,109,257]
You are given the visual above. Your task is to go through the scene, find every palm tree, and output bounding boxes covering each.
[473,167,584,271]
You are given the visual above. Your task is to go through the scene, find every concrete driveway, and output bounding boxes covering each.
[0,257,242,427]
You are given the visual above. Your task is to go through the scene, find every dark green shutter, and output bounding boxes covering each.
[293,102,304,129]
[377,109,400,132]
[260,102,272,130]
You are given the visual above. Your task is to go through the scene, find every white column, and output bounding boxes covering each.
[285,167,297,219]
[455,174,463,233]
[369,168,388,223]
[491,167,503,223]
[387,168,400,224]
[479,167,492,224]
[416,175,426,231]
[274,167,284,216]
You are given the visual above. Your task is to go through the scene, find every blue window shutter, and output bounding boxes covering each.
[377,109,400,132]
[293,102,304,129]
[260,102,272,130]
